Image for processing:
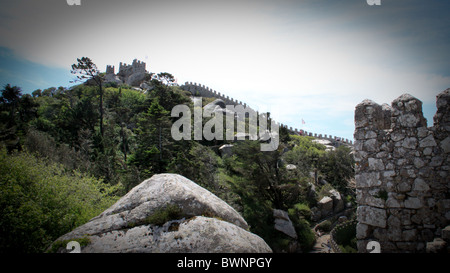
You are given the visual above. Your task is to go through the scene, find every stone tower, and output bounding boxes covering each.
[354,89,450,253]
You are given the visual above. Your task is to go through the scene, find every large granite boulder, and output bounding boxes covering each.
[50,173,271,253]
[329,189,344,213]
[318,196,334,217]
[273,209,297,239]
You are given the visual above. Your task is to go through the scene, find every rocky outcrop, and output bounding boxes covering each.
[311,189,346,221]
[273,209,297,239]
[318,197,334,218]
[329,189,345,213]
[75,216,270,253]
[50,173,271,253]
[125,72,146,87]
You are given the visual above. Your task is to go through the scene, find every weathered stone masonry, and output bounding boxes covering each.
[355,89,450,252]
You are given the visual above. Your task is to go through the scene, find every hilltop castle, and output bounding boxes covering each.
[104,59,147,87]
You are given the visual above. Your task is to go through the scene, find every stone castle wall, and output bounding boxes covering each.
[355,89,450,252]
[181,82,353,144]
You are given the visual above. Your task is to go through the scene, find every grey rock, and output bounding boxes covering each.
[285,164,297,170]
[139,81,154,90]
[402,137,417,149]
[77,217,272,253]
[104,73,123,85]
[442,226,450,241]
[419,134,437,147]
[398,113,420,128]
[364,139,379,152]
[404,197,423,209]
[426,238,447,253]
[318,196,334,217]
[357,206,387,228]
[412,178,430,192]
[441,136,450,153]
[310,207,321,222]
[273,209,297,239]
[413,158,425,168]
[49,174,271,253]
[125,72,146,87]
[356,172,381,188]
[368,158,384,171]
[329,189,344,213]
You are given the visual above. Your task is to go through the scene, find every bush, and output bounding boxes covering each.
[290,203,312,221]
[288,208,316,252]
[0,149,120,253]
[143,204,183,226]
[317,220,332,232]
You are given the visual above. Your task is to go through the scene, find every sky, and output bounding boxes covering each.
[0,0,449,141]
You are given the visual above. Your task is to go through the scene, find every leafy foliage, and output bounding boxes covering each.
[0,57,355,253]
[0,149,119,253]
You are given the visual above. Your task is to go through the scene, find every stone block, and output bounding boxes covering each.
[402,137,418,149]
[356,172,381,188]
[368,158,385,171]
[426,238,447,253]
[441,136,450,153]
[357,206,387,228]
[419,134,437,147]
[413,157,425,168]
[442,226,450,241]
[365,139,380,152]
[404,197,423,209]
[356,223,370,239]
[412,178,430,191]
[402,229,418,241]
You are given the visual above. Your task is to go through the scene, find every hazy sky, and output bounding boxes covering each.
[1,0,449,140]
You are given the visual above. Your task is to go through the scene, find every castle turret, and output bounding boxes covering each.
[106,65,115,75]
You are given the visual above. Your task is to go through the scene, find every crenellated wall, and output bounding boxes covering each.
[354,89,450,252]
[181,82,353,145]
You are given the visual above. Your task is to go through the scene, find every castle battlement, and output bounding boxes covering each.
[181,81,353,145]
[106,65,115,75]
[105,59,147,87]
[354,89,450,253]
[117,59,146,74]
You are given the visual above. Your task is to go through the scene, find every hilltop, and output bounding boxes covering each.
[0,58,356,253]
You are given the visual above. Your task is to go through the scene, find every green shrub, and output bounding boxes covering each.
[0,149,120,253]
[317,220,332,232]
[288,208,316,252]
[291,203,312,220]
[143,204,183,226]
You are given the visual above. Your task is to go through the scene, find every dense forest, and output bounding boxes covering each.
[0,58,355,253]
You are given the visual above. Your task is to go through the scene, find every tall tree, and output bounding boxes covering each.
[71,57,105,144]
[131,98,171,177]
[0,84,22,123]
